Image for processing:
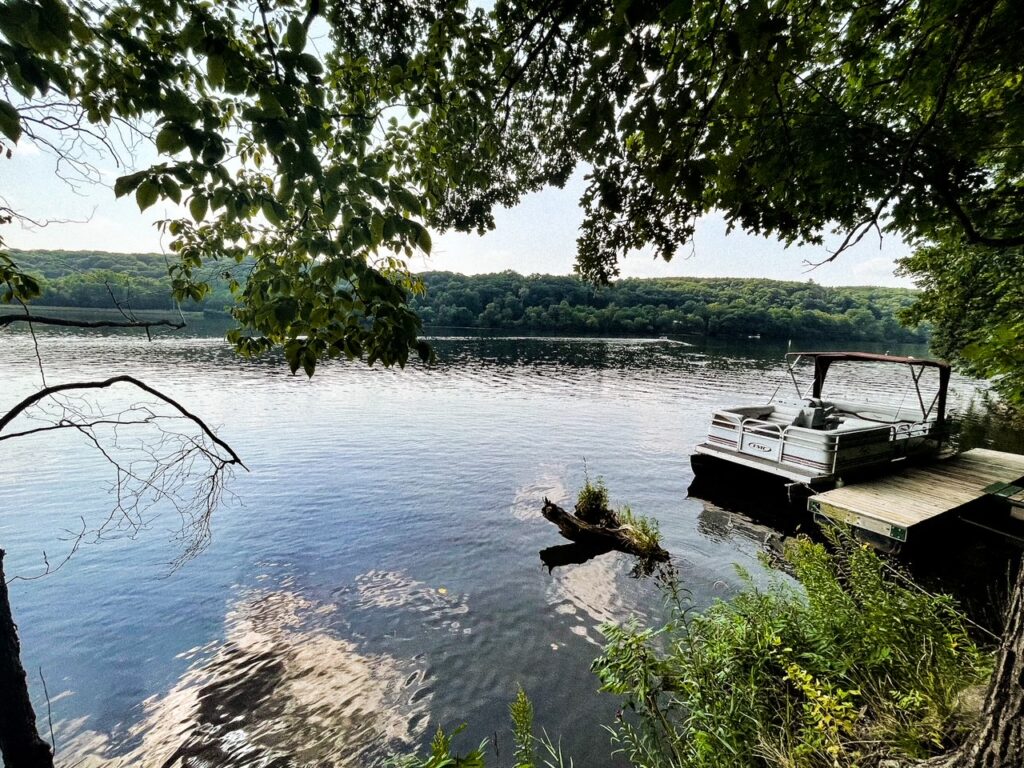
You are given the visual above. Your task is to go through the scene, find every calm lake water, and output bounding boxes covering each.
[1,324,1018,767]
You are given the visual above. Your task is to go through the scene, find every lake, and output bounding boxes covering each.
[0,325,1017,767]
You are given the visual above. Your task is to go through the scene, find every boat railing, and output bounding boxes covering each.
[890,421,936,440]
[734,418,787,462]
[712,412,940,475]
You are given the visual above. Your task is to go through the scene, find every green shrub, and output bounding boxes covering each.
[593,531,992,768]
[575,475,611,524]
[389,724,486,768]
[510,685,536,768]
[617,505,663,556]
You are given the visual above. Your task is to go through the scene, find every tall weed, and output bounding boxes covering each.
[393,685,572,768]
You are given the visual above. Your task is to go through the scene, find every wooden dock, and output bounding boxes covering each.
[807,448,1024,544]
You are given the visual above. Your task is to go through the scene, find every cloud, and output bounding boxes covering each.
[11,139,41,156]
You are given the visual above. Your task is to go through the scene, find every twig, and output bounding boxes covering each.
[38,667,55,755]
[16,297,47,388]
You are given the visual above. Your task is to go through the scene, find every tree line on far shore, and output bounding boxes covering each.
[411,272,927,342]
[8,249,237,313]
[11,250,928,343]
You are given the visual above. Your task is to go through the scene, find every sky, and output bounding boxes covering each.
[3,138,915,288]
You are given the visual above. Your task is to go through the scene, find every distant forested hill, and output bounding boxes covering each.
[8,250,926,341]
[10,249,240,313]
[411,271,927,342]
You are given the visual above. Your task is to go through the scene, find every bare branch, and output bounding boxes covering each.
[4,519,85,584]
[0,375,245,468]
[0,314,186,331]
[2,377,247,578]
[15,298,47,388]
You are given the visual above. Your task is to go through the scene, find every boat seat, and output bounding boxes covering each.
[830,398,928,424]
[764,406,801,425]
[716,405,774,423]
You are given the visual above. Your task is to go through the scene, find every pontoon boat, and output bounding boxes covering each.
[691,352,954,490]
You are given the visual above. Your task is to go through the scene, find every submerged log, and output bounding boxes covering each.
[540,499,669,561]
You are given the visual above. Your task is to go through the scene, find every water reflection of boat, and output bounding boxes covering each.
[694,497,795,560]
[691,352,954,491]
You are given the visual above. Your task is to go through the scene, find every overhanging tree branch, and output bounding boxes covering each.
[0,314,186,330]
[0,375,246,469]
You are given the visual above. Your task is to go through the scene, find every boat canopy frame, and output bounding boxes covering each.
[783,352,952,424]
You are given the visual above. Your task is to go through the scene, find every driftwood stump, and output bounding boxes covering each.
[540,498,669,561]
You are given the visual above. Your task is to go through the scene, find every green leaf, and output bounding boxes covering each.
[161,90,196,120]
[391,188,423,215]
[257,90,286,117]
[190,195,208,222]
[0,100,22,142]
[114,171,147,198]
[370,212,385,246]
[273,298,297,325]
[285,18,306,53]
[207,53,226,86]
[136,179,160,211]
[201,136,227,166]
[301,347,317,377]
[262,198,284,226]
[155,125,186,154]
[416,340,433,363]
[416,225,432,255]
[298,53,323,75]
[162,177,182,204]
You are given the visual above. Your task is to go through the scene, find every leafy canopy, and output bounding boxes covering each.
[483,0,1024,280]
[2,0,1023,384]
[899,238,1024,407]
[0,0,568,373]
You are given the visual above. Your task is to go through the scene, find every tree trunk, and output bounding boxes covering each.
[928,561,1024,768]
[0,550,54,768]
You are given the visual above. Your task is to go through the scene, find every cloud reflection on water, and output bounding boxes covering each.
[60,589,430,767]
[545,553,636,647]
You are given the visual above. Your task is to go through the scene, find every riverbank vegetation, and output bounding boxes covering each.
[595,533,992,768]
[392,687,571,768]
[6,250,241,313]
[410,273,926,341]
[399,532,992,768]
[9,250,927,342]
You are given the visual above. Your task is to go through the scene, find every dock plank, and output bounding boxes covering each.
[809,448,1024,539]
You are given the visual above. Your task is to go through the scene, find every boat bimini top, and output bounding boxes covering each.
[782,352,952,426]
